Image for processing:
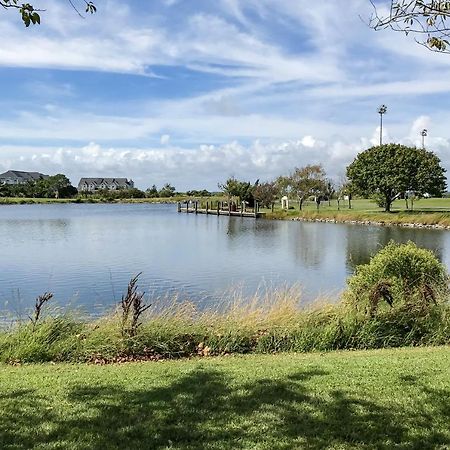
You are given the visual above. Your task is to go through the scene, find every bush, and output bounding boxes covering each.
[344,241,448,316]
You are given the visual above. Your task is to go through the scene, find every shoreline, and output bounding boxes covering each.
[286,214,450,230]
[3,197,450,229]
[264,209,450,229]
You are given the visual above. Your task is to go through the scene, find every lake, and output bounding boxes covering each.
[0,203,448,319]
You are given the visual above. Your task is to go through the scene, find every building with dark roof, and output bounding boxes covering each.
[78,178,134,192]
[0,170,49,185]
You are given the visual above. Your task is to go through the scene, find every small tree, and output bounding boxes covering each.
[218,177,257,205]
[146,185,158,198]
[325,179,335,206]
[347,144,446,212]
[158,183,176,198]
[285,165,327,210]
[253,181,278,208]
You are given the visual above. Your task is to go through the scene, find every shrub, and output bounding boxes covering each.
[344,241,448,316]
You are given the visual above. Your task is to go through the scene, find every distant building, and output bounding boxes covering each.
[0,170,49,185]
[78,178,135,192]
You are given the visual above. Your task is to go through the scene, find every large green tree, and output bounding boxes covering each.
[369,1,450,52]
[1,0,96,26]
[346,144,447,212]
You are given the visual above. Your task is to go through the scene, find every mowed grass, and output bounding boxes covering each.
[264,198,450,226]
[0,346,449,449]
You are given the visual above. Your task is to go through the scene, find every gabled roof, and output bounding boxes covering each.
[78,178,132,187]
[0,170,48,180]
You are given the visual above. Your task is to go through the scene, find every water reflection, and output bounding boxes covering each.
[345,225,445,270]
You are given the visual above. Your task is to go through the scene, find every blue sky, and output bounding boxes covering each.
[0,0,449,189]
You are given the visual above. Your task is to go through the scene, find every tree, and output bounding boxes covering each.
[253,181,278,208]
[369,1,450,52]
[1,0,96,27]
[335,176,354,210]
[282,165,327,210]
[324,179,335,206]
[158,183,176,198]
[346,143,446,212]
[218,177,257,205]
[186,189,212,197]
[146,185,159,198]
[34,174,76,198]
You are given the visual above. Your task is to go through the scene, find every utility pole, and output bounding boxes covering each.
[421,128,428,149]
[377,104,387,146]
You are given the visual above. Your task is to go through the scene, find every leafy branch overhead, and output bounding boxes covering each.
[0,0,96,26]
[369,1,450,52]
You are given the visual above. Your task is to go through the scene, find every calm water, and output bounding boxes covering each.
[0,203,448,318]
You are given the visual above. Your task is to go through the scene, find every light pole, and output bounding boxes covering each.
[377,104,387,146]
[421,129,428,149]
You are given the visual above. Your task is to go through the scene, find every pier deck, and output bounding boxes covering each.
[178,203,265,218]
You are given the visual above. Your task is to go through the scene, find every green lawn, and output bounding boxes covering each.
[1,347,449,449]
[266,197,450,213]
[263,198,450,226]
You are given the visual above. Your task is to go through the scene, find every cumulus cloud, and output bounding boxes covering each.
[2,119,449,190]
[0,0,449,187]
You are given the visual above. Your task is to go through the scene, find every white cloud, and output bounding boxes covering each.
[1,0,450,188]
[160,134,171,145]
[1,117,448,190]
[301,136,316,148]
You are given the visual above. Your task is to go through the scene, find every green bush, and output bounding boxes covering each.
[344,241,448,316]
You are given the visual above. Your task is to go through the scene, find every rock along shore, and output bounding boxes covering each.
[289,216,450,230]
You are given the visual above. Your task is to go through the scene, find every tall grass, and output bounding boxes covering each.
[0,285,448,364]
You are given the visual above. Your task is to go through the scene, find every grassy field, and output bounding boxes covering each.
[264,198,450,226]
[0,346,448,449]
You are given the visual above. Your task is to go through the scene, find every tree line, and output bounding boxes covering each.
[217,144,447,212]
[0,177,210,200]
[0,143,446,209]
[0,174,77,199]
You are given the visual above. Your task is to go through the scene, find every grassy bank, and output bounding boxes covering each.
[264,198,450,227]
[0,346,448,449]
[5,195,450,228]
[1,292,448,364]
[0,196,185,205]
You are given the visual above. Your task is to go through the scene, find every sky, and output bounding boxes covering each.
[0,0,449,190]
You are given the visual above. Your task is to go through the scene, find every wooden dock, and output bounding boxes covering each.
[177,201,265,218]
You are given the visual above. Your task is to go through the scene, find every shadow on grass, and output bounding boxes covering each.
[0,367,449,449]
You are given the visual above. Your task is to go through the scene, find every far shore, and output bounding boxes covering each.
[3,196,450,229]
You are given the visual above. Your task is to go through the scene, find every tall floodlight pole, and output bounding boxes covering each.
[377,105,387,146]
[421,129,428,149]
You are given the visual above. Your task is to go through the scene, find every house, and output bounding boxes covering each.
[0,170,49,185]
[78,178,135,192]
